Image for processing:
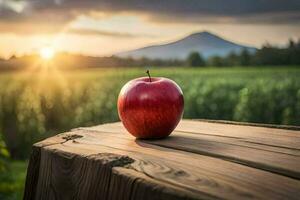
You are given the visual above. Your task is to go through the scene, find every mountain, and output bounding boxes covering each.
[116,31,256,59]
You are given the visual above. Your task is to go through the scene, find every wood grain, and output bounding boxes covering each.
[23,146,41,200]
[80,120,300,179]
[24,120,300,200]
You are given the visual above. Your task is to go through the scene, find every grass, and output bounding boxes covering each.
[0,160,28,200]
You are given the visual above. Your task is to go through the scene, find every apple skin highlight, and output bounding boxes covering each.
[118,77,184,139]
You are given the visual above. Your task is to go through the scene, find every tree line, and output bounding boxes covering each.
[108,39,300,67]
[187,39,300,67]
[1,39,299,70]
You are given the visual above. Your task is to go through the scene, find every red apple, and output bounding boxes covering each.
[117,71,184,139]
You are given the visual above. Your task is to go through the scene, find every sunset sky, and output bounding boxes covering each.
[0,0,300,58]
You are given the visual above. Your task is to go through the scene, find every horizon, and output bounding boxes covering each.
[1,30,298,60]
[0,1,300,58]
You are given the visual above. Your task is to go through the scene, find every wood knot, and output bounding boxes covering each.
[174,170,188,177]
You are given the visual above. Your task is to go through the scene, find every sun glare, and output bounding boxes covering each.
[39,47,55,60]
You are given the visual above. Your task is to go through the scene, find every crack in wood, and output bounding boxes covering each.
[87,153,135,167]
[175,130,243,139]
[62,134,83,143]
[242,140,300,151]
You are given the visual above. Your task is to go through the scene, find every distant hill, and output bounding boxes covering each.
[116,31,256,59]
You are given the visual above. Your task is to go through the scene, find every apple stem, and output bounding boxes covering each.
[146,70,152,82]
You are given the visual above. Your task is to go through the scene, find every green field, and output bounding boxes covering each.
[0,66,300,199]
[0,160,27,200]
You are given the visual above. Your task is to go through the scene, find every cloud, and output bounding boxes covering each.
[67,28,156,38]
[0,0,299,34]
[149,11,300,25]
[0,0,28,13]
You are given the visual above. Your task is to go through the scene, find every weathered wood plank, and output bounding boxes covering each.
[176,120,300,149]
[34,149,134,200]
[31,133,300,199]
[84,120,300,149]
[24,120,300,200]
[79,120,300,179]
[191,119,300,131]
[23,146,41,200]
[108,167,206,200]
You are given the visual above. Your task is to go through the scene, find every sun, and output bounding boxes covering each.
[39,46,55,60]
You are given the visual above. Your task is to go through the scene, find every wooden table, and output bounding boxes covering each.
[24,120,300,200]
